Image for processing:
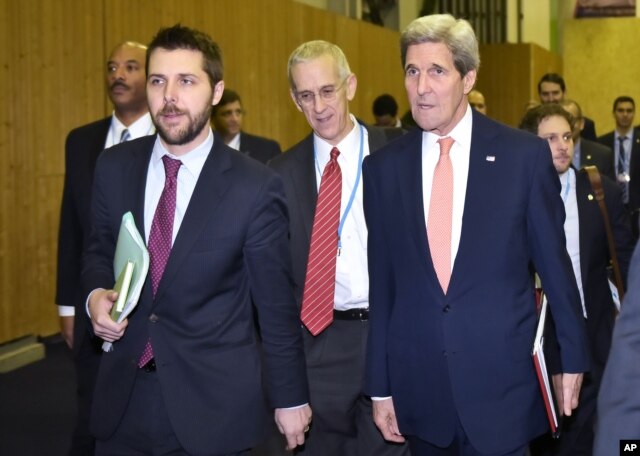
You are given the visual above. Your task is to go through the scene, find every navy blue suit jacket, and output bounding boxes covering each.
[239,131,281,164]
[57,116,110,355]
[83,135,308,454]
[362,111,590,453]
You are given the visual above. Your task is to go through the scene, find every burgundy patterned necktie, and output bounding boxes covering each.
[428,137,454,294]
[300,147,342,336]
[138,155,182,367]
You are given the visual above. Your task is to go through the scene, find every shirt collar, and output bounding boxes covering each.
[313,114,362,164]
[423,104,473,151]
[111,111,155,140]
[151,128,214,178]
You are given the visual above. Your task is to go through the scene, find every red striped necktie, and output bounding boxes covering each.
[301,147,342,336]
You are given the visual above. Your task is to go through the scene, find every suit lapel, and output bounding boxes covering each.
[152,139,232,303]
[449,114,499,295]
[292,134,318,242]
[395,129,434,279]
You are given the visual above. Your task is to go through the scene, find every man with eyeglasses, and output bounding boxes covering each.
[269,40,410,456]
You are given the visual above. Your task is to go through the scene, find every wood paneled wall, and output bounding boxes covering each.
[0,0,563,344]
[476,43,562,128]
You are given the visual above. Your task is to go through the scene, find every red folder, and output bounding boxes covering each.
[532,292,562,438]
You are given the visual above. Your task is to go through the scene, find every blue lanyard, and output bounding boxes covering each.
[314,123,365,255]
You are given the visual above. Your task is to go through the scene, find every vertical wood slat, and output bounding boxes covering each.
[0,0,105,343]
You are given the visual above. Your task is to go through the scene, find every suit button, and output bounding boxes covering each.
[443,305,450,313]
[149,313,159,323]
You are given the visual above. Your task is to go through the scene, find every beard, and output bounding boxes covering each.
[153,102,212,146]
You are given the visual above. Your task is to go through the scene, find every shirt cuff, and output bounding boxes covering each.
[371,396,392,401]
[57,305,75,317]
[86,288,105,318]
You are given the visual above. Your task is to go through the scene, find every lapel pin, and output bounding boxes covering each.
[588,194,594,201]
[486,155,495,162]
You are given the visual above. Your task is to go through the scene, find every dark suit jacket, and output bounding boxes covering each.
[581,116,597,141]
[594,238,640,455]
[362,111,590,454]
[268,123,390,305]
[597,127,640,211]
[574,169,633,365]
[56,116,110,355]
[83,135,308,455]
[239,131,281,164]
[579,139,614,181]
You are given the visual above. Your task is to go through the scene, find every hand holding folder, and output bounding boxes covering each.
[102,212,149,352]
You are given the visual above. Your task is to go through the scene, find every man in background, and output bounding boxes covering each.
[598,96,640,238]
[56,40,153,455]
[364,15,589,455]
[467,89,486,115]
[270,40,409,456]
[210,88,281,163]
[520,103,633,455]
[560,99,614,179]
[372,93,402,127]
[538,73,597,141]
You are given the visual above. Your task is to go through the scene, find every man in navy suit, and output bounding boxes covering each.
[84,25,311,455]
[520,104,634,455]
[56,40,153,456]
[594,230,640,455]
[210,88,281,164]
[537,73,597,141]
[363,15,590,456]
[597,96,640,239]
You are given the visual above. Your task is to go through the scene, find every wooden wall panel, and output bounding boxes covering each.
[477,43,562,128]
[0,0,105,343]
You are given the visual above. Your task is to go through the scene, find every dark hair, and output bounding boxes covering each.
[211,89,241,116]
[372,94,398,117]
[613,95,635,111]
[537,73,566,95]
[519,103,575,135]
[146,24,223,89]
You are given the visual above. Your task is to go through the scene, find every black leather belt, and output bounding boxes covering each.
[139,358,156,372]
[333,308,369,321]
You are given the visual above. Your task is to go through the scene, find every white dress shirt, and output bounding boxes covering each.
[105,112,155,149]
[144,130,214,242]
[560,168,587,318]
[226,132,241,151]
[313,114,369,311]
[422,105,473,270]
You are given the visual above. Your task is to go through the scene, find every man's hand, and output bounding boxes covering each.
[373,397,405,443]
[59,316,74,349]
[88,289,128,343]
[274,405,312,451]
[560,372,583,416]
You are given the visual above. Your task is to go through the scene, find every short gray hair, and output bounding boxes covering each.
[287,40,352,90]
[401,14,479,77]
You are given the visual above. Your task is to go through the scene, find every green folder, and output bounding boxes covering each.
[102,212,149,352]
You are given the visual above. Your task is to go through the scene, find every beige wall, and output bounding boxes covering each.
[563,17,640,136]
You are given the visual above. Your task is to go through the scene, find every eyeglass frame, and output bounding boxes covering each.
[293,77,349,107]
